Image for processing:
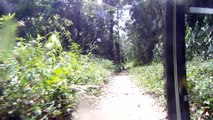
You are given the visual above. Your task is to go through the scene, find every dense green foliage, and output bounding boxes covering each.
[128,63,165,108]
[0,0,213,119]
[129,63,164,95]
[124,0,164,65]
[129,59,213,119]
[124,0,213,65]
[187,59,213,119]
[0,15,115,119]
[0,0,122,119]
[185,21,213,60]
[0,40,115,119]
[0,0,124,62]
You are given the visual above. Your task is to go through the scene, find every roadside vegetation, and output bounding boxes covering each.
[0,14,116,119]
[125,1,213,119]
[0,0,212,120]
[129,59,213,119]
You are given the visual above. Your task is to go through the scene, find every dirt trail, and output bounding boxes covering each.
[74,71,167,120]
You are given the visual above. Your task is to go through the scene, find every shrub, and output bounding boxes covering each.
[129,63,164,95]
[187,59,213,119]
[129,59,213,119]
[0,33,115,119]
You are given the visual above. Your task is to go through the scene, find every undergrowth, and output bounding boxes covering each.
[0,24,115,119]
[129,63,166,108]
[129,59,213,119]
[129,63,164,95]
[187,59,213,120]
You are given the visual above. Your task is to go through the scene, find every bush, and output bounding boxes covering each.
[187,59,213,119]
[129,59,213,119]
[0,33,115,119]
[129,63,165,109]
[129,63,164,95]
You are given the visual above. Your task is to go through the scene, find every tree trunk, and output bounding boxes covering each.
[108,10,115,61]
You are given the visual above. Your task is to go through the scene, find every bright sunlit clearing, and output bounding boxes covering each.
[97,0,103,5]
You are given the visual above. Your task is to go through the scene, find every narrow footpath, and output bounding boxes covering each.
[74,71,167,120]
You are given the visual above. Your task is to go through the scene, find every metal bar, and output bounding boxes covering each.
[176,4,191,120]
[189,7,213,14]
[165,0,190,120]
[165,1,178,119]
[173,0,182,119]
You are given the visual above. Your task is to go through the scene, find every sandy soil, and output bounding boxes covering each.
[74,71,167,120]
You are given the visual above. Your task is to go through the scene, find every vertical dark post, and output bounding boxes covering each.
[165,0,190,120]
[165,1,176,119]
[176,3,191,120]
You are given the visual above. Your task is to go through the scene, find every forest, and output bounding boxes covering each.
[0,0,212,120]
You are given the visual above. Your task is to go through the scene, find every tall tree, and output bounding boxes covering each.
[126,0,164,65]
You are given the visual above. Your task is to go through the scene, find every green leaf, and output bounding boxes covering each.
[46,76,61,84]
[53,68,64,75]
[44,33,62,51]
